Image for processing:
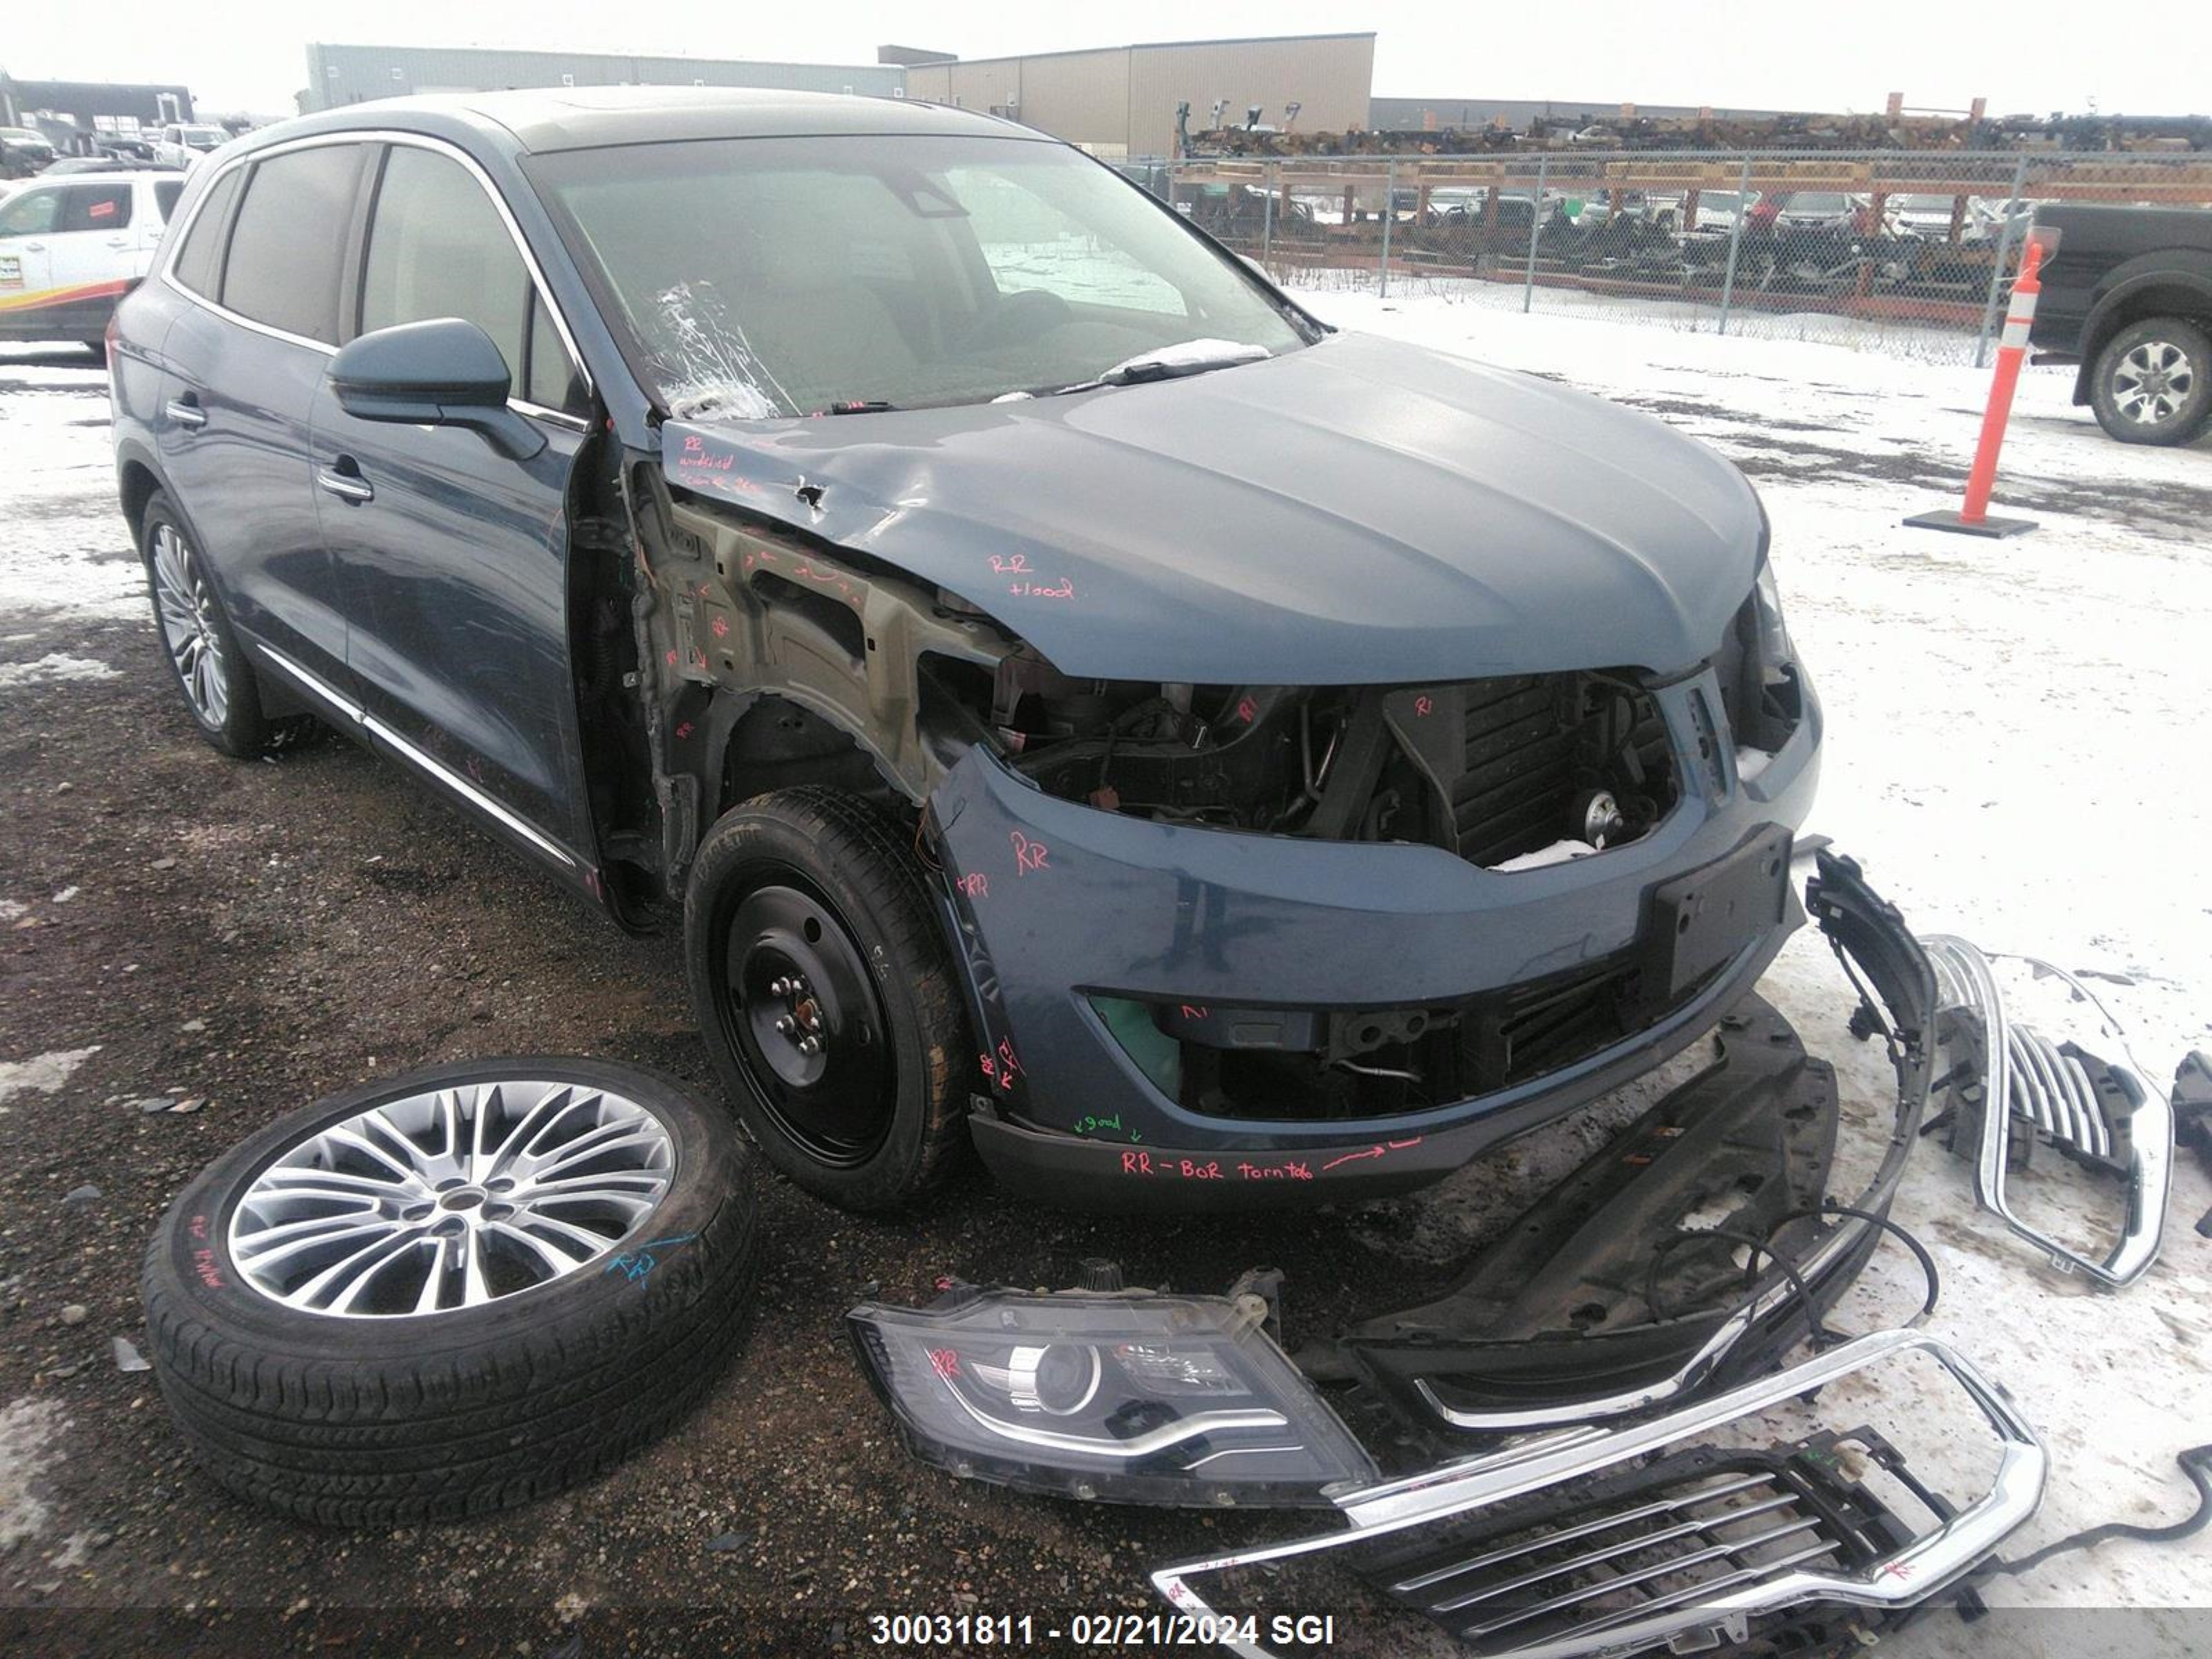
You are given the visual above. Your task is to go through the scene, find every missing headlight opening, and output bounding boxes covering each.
[988,652,1688,863]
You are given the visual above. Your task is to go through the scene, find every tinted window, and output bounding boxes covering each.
[0,189,62,238]
[361,147,529,383]
[223,144,364,343]
[154,179,185,221]
[61,183,133,232]
[169,167,241,296]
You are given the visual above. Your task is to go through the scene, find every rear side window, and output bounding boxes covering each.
[361,147,529,382]
[169,167,241,296]
[62,183,133,232]
[154,179,185,221]
[223,144,365,343]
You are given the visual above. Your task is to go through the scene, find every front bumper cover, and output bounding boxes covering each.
[930,676,1819,1210]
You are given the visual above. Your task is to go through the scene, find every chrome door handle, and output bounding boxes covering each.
[164,399,207,429]
[317,467,373,504]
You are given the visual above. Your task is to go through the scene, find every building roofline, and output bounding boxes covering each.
[906,32,1377,73]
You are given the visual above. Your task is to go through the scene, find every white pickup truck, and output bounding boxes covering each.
[151,123,228,169]
[0,171,185,352]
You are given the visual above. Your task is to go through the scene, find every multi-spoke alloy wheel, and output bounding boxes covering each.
[2111,339,2193,428]
[2091,318,2212,448]
[142,1058,759,1525]
[150,521,229,729]
[230,1080,676,1317]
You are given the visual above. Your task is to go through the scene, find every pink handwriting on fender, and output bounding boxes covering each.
[1414,695,1434,718]
[956,872,989,899]
[1120,1151,1224,1179]
[988,553,1031,575]
[1235,697,1258,724]
[1010,830,1049,875]
[1006,579,1074,601]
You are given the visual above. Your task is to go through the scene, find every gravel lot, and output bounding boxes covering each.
[2,303,2209,1658]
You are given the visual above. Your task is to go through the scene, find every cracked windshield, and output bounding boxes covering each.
[534,133,1308,418]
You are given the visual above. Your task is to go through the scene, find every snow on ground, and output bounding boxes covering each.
[0,346,144,627]
[1293,284,2212,1642]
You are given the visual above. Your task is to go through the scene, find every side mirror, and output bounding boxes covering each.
[326,316,544,461]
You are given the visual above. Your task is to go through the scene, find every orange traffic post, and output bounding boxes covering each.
[1905,233,2050,538]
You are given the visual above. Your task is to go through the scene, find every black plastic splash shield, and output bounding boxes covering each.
[1313,851,1938,1447]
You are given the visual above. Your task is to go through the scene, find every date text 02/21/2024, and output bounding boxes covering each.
[867,1611,1338,1647]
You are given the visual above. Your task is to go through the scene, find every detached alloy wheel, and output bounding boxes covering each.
[686,787,972,1211]
[142,1058,760,1525]
[141,489,319,757]
[2090,317,2212,447]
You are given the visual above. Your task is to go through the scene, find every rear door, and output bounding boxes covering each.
[0,185,62,333]
[157,142,368,695]
[310,139,597,868]
[44,181,139,329]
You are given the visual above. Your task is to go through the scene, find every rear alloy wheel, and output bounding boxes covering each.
[2090,317,2212,447]
[142,1058,760,1525]
[142,489,319,757]
[686,787,972,1211]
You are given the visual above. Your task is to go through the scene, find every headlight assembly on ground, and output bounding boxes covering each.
[846,1284,1379,1506]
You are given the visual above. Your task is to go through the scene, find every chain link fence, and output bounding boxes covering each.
[1126,150,2212,366]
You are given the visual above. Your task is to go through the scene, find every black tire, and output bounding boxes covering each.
[140,489,319,758]
[2088,316,2212,447]
[685,787,971,1211]
[141,1057,760,1526]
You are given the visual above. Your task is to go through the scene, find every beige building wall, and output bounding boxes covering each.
[1125,34,1373,156]
[903,34,1372,158]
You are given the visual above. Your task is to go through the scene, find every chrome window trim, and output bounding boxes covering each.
[158,126,595,409]
[256,644,578,870]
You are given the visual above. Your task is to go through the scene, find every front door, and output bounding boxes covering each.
[0,185,62,334]
[311,140,597,870]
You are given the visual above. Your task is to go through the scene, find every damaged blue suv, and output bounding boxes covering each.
[109,89,1817,1211]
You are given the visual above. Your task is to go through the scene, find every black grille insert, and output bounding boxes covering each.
[1353,1433,1922,1655]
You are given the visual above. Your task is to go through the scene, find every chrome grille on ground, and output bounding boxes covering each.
[1354,1447,1880,1653]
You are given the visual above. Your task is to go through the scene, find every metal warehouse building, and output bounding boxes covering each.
[902,33,1376,160]
[301,44,902,113]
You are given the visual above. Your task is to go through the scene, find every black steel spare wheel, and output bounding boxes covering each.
[141,1057,759,1525]
[686,787,971,1212]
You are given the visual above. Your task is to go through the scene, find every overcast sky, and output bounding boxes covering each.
[7,1,2207,119]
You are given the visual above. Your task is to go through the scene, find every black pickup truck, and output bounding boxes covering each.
[2032,203,2212,446]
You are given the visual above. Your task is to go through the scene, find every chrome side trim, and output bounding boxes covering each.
[1151,1329,2046,1659]
[1924,933,2171,1289]
[256,644,576,870]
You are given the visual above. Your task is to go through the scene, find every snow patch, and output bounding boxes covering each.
[0,1045,101,1105]
[0,653,121,687]
[0,1398,68,1550]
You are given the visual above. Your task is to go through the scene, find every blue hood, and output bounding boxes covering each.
[662,330,1761,684]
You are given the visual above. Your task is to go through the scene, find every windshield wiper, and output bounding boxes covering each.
[818,400,899,415]
[1039,339,1272,398]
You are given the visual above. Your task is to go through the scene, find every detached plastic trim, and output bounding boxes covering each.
[1924,934,2172,1288]
[1150,1328,2045,1659]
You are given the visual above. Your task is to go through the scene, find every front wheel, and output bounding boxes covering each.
[685,787,972,1211]
[2089,316,2211,447]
